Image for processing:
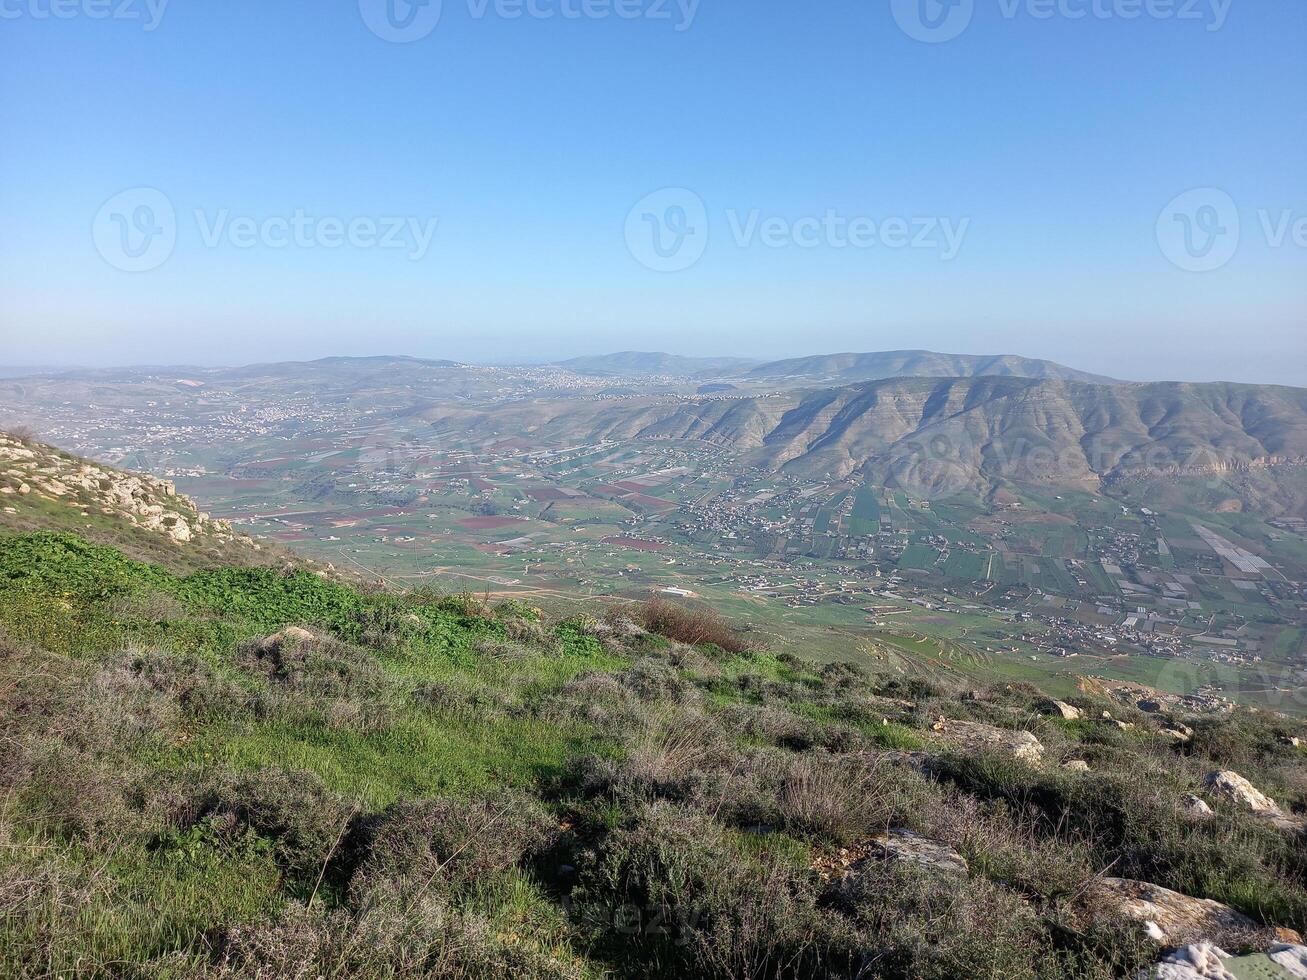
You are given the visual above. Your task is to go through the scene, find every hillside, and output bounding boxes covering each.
[426,377,1307,504]
[555,351,764,378]
[0,431,307,573]
[747,350,1119,385]
[2,437,1307,978]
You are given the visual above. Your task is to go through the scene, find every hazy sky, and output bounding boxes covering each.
[1,0,1303,383]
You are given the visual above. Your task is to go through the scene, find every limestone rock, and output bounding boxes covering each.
[1047,700,1082,720]
[858,830,968,877]
[1202,771,1282,816]
[1133,944,1234,980]
[1091,877,1253,946]
[928,718,1044,763]
[1062,760,1091,772]
[1180,794,1214,820]
[1161,723,1195,743]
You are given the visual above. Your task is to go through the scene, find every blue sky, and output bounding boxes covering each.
[1,0,1303,382]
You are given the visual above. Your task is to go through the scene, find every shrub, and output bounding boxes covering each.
[178,768,356,885]
[573,801,853,978]
[838,864,1051,980]
[635,599,755,654]
[352,790,557,897]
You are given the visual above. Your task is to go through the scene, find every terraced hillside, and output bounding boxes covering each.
[2,437,1307,978]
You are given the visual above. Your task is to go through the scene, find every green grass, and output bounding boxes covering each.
[3,525,1306,979]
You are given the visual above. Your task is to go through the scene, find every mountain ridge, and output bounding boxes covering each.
[424,376,1307,502]
[746,350,1119,385]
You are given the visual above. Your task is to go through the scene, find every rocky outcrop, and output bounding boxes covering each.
[1090,878,1253,946]
[816,830,969,884]
[929,717,1044,763]
[0,432,248,548]
[1180,795,1214,820]
[1202,771,1305,831]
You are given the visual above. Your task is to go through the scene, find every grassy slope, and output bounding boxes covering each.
[2,528,1307,978]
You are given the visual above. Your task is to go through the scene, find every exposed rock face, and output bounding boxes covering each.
[1091,878,1253,946]
[0,432,249,549]
[862,831,968,877]
[929,718,1044,763]
[1202,771,1304,830]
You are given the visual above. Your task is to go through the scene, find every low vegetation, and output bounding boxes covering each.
[1,529,1305,978]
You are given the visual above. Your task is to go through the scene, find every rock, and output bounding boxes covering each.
[1062,760,1091,772]
[1091,878,1254,946]
[859,830,968,877]
[1283,736,1302,749]
[1179,795,1214,820]
[18,482,30,495]
[1271,928,1305,945]
[1202,771,1280,814]
[1133,944,1233,980]
[1138,699,1164,713]
[1202,772,1305,832]
[1161,724,1194,743]
[1143,944,1307,980]
[1047,700,1082,720]
[928,718,1044,763]
[1268,945,1307,974]
[167,517,192,543]
[261,626,317,651]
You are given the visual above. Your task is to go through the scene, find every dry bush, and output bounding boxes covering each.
[352,790,557,897]
[611,658,701,705]
[635,598,755,654]
[539,671,644,732]
[776,752,909,844]
[214,896,585,980]
[574,801,854,980]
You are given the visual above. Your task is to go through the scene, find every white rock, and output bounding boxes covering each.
[1203,771,1280,814]
[1049,700,1082,720]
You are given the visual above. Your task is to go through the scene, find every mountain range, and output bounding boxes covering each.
[426,376,1307,500]
[551,349,1117,384]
